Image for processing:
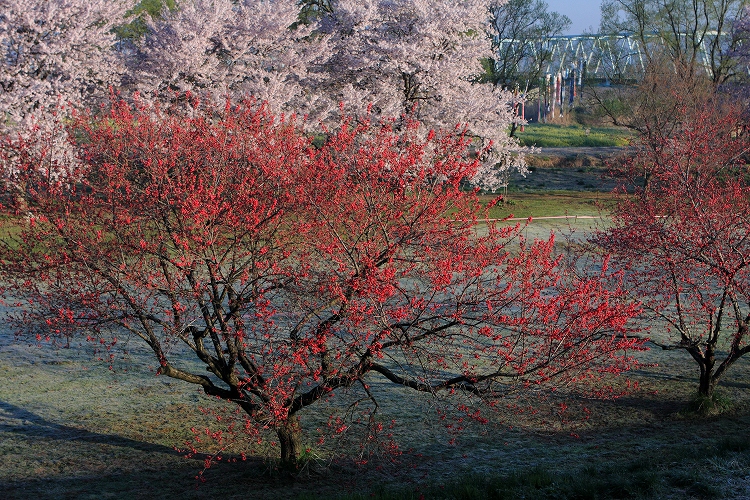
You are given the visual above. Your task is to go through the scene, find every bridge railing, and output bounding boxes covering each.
[495,32,725,80]
[496,32,736,122]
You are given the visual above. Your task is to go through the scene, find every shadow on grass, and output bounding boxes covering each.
[717,380,750,390]
[2,467,342,500]
[0,399,332,499]
[0,399,225,498]
[0,399,180,456]
[2,469,206,500]
[603,394,687,416]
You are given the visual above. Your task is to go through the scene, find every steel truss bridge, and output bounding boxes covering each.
[496,32,723,81]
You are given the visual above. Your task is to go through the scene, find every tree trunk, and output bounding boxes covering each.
[697,351,717,400]
[277,418,302,466]
[698,369,717,399]
[690,346,717,399]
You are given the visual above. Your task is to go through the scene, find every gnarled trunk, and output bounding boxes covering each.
[277,418,302,466]
[698,368,717,399]
[689,345,717,399]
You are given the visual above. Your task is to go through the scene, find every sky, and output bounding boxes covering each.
[545,0,602,35]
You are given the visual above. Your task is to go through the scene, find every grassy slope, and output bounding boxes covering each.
[481,191,616,220]
[515,123,632,148]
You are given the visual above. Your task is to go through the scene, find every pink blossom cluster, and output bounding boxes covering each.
[1,0,527,190]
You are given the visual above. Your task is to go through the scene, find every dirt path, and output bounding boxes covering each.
[531,146,627,158]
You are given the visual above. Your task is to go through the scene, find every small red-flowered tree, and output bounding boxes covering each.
[0,97,643,464]
[594,98,750,403]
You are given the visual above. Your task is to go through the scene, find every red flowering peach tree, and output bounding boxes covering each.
[595,99,750,403]
[1,97,643,464]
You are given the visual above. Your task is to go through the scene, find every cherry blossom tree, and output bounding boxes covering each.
[594,98,750,403]
[316,0,528,190]
[126,0,527,191]
[0,0,135,131]
[1,0,528,191]
[1,97,644,464]
[127,0,329,116]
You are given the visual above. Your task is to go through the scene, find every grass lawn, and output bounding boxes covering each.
[515,123,632,148]
[481,191,617,220]
[2,282,750,499]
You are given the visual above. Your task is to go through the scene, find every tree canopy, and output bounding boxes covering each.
[600,0,750,84]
